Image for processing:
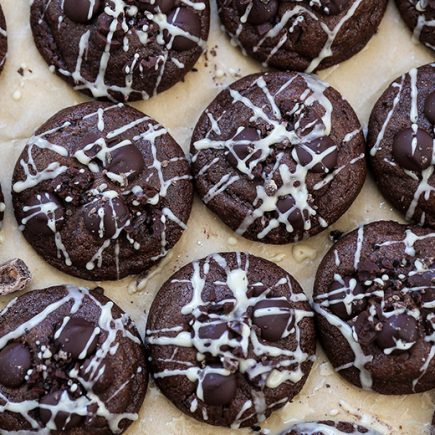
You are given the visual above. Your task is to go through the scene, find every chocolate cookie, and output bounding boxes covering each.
[368,63,435,228]
[12,101,193,281]
[146,252,316,428]
[0,285,148,433]
[0,5,6,74]
[281,420,380,434]
[191,72,366,244]
[395,0,435,51]
[313,220,435,395]
[217,0,387,72]
[30,0,210,101]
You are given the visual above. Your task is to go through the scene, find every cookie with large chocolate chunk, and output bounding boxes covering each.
[146,252,316,428]
[395,0,435,51]
[0,285,148,433]
[368,63,435,228]
[191,72,366,244]
[217,0,387,72]
[313,220,435,394]
[281,420,380,434]
[30,0,210,101]
[12,101,193,281]
[0,5,6,74]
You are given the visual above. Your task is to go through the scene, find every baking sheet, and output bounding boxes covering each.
[0,1,433,434]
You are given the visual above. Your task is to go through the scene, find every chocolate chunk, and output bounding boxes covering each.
[228,127,262,169]
[0,258,32,296]
[295,136,338,173]
[407,269,435,288]
[198,322,227,339]
[327,277,366,319]
[80,359,113,393]
[392,127,433,172]
[375,314,418,352]
[106,144,145,182]
[166,8,201,51]
[138,0,176,13]
[236,0,278,25]
[22,192,64,235]
[202,373,237,406]
[253,299,294,341]
[276,196,306,231]
[83,195,130,239]
[56,318,99,359]
[0,343,32,388]
[424,91,435,124]
[39,391,84,430]
[63,0,102,23]
[357,259,381,282]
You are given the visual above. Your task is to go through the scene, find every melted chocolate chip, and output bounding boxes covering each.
[202,373,237,406]
[253,299,294,341]
[39,391,84,430]
[311,0,350,15]
[375,314,418,352]
[0,343,32,388]
[327,277,366,320]
[83,195,130,239]
[166,8,201,51]
[228,127,262,168]
[22,192,64,235]
[80,359,113,393]
[56,318,99,359]
[63,0,102,23]
[106,144,145,181]
[295,136,338,173]
[424,91,435,124]
[276,195,306,231]
[392,127,433,172]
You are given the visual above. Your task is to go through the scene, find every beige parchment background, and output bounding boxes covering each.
[0,1,434,433]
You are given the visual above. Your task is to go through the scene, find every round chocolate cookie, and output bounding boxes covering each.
[281,420,380,434]
[395,0,435,51]
[191,72,366,244]
[217,0,388,72]
[0,5,7,74]
[30,0,210,101]
[12,101,193,281]
[368,63,435,228]
[146,252,316,428]
[0,285,148,433]
[313,220,435,395]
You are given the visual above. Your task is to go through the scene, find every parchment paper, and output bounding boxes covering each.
[0,1,433,433]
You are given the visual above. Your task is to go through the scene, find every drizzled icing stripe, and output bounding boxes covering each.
[146,252,315,428]
[0,286,145,433]
[12,102,191,279]
[192,72,365,242]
